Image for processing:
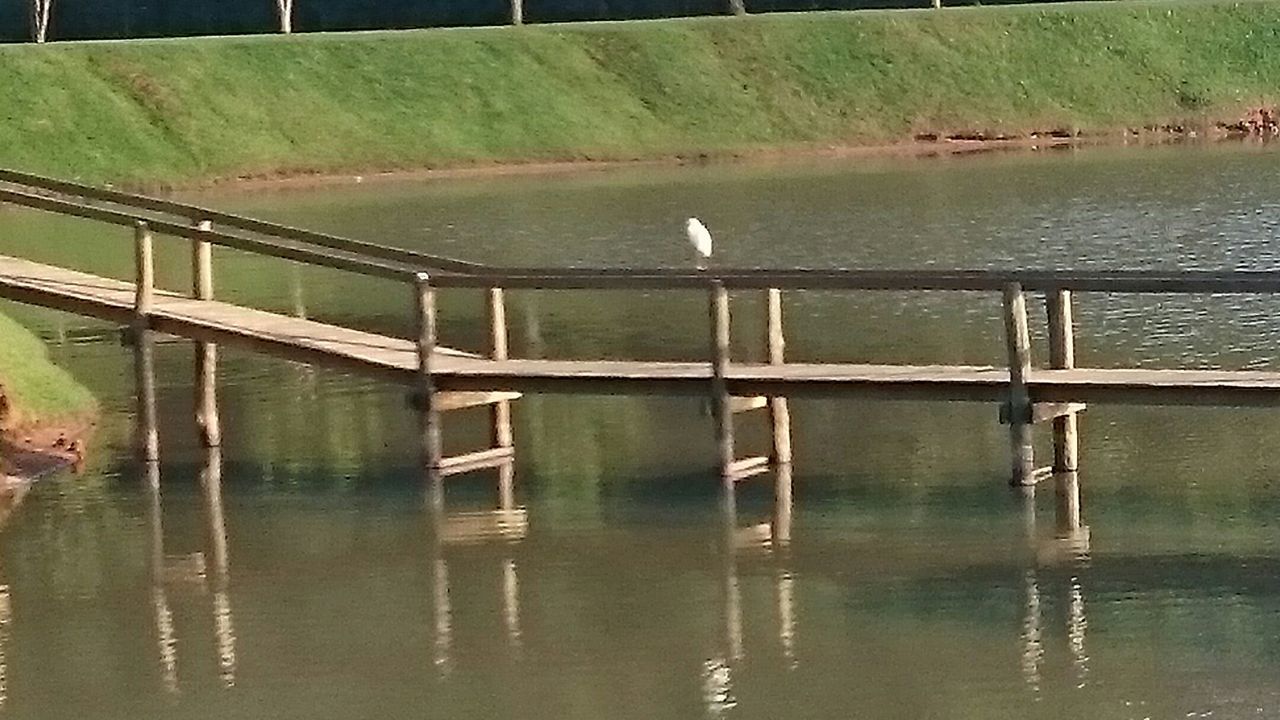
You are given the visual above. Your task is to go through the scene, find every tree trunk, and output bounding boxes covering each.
[728,0,746,16]
[932,0,941,7]
[511,0,523,25]
[276,0,294,33]
[31,0,52,43]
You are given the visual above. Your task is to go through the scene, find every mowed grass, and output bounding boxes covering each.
[1,0,1280,185]
[0,312,94,429]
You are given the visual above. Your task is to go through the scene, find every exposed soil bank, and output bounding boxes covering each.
[2,0,1280,189]
[0,313,96,484]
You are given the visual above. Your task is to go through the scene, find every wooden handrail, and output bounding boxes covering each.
[0,187,416,281]
[0,168,484,274]
[7,169,1280,295]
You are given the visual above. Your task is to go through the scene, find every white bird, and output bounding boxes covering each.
[686,217,713,270]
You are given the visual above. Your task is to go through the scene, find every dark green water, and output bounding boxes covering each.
[2,143,1280,718]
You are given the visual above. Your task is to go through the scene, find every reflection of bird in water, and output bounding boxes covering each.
[687,218,713,270]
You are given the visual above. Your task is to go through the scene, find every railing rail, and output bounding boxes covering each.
[7,168,1280,294]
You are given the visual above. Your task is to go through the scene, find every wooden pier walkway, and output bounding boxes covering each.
[6,253,1280,405]
[4,167,1280,503]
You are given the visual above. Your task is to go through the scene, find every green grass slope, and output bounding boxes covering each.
[0,312,94,430]
[1,0,1279,185]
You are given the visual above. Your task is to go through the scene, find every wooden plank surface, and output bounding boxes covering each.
[7,255,1280,406]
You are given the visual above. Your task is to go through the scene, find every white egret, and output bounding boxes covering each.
[686,217,713,270]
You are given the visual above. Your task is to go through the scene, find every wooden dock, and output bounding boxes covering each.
[5,168,1280,515]
[7,254,1280,405]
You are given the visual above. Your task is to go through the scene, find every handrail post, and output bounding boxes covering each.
[1003,282,1034,487]
[487,287,514,450]
[133,220,154,324]
[710,280,734,485]
[416,273,443,471]
[192,219,221,447]
[133,221,159,462]
[1047,289,1078,472]
[193,219,213,300]
[766,288,792,466]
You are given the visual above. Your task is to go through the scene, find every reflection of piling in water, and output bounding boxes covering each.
[146,461,179,694]
[502,558,522,650]
[1068,577,1088,688]
[201,447,237,687]
[431,556,452,676]
[425,459,527,672]
[1019,569,1042,695]
[0,585,10,708]
[718,476,800,669]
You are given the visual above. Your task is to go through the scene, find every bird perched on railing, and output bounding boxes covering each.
[686,217,713,270]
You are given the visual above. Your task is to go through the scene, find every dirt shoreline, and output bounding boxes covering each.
[0,417,93,486]
[147,120,1280,195]
[140,131,1164,193]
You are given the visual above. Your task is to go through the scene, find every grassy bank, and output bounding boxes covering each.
[1,0,1280,186]
[0,312,94,432]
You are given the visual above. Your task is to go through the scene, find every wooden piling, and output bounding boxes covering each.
[1002,282,1034,486]
[194,342,221,448]
[416,274,443,471]
[190,220,222,447]
[1047,289,1079,472]
[487,288,514,450]
[134,334,160,462]
[131,221,160,461]
[710,281,734,484]
[133,221,154,323]
[766,288,793,466]
[498,459,516,511]
[773,461,793,546]
[1055,470,1082,533]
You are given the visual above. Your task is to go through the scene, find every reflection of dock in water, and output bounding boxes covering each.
[426,459,526,674]
[142,448,238,694]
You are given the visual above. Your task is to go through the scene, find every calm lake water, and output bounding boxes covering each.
[3,143,1280,719]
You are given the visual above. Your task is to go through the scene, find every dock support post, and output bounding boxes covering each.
[133,221,155,322]
[416,274,443,472]
[766,288,793,466]
[487,288,514,451]
[192,220,222,448]
[773,461,793,546]
[1002,282,1034,487]
[1055,470,1082,533]
[709,281,734,485]
[133,222,159,462]
[1047,289,1078,472]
